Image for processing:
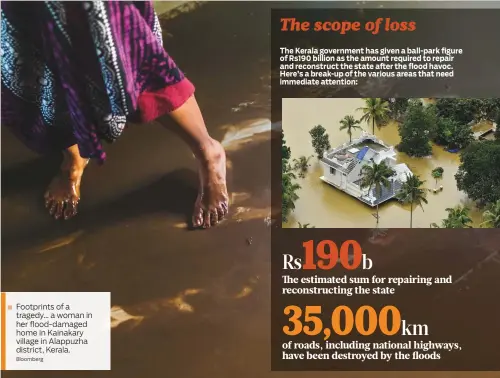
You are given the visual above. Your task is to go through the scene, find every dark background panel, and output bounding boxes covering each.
[271,8,500,102]
[271,6,500,372]
[270,228,500,370]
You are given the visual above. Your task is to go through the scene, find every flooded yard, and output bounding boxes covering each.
[282,98,483,228]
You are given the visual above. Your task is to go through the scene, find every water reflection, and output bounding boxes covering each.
[282,98,482,228]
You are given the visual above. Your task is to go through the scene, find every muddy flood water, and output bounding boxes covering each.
[1,3,273,378]
[282,98,483,229]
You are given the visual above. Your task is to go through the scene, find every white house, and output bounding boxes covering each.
[320,132,413,207]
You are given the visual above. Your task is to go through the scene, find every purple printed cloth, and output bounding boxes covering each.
[1,1,187,162]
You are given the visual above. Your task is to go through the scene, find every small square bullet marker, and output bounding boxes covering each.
[8,305,12,310]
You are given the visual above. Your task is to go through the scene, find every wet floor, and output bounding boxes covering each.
[282,98,484,229]
[1,3,499,378]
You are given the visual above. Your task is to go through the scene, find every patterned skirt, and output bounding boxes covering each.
[1,1,195,162]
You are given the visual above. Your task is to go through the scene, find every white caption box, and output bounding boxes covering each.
[2,292,110,370]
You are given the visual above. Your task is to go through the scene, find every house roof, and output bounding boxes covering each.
[322,136,396,174]
[363,148,377,162]
[356,146,369,160]
[321,157,349,172]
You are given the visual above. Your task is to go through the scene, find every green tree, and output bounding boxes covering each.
[435,98,500,124]
[432,206,473,228]
[431,167,444,188]
[282,130,291,162]
[282,131,301,223]
[433,117,473,150]
[455,141,500,204]
[282,130,291,172]
[397,101,434,157]
[339,115,362,143]
[433,116,451,146]
[309,125,331,159]
[396,174,429,228]
[480,200,500,228]
[383,98,409,121]
[472,98,500,122]
[360,160,395,226]
[448,122,474,150]
[357,98,390,135]
[293,155,313,179]
[297,222,315,228]
[282,170,301,223]
[435,98,476,125]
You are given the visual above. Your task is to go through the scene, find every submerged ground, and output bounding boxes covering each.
[2,3,500,378]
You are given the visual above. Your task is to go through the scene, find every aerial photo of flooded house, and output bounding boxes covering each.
[282,98,500,228]
[320,132,412,207]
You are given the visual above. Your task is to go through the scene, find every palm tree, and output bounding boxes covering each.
[443,206,473,228]
[432,206,473,228]
[357,98,390,135]
[339,115,363,142]
[293,155,314,179]
[298,222,315,228]
[481,200,500,228]
[360,160,395,226]
[396,174,428,228]
[431,167,444,189]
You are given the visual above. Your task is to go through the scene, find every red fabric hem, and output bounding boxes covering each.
[136,78,195,123]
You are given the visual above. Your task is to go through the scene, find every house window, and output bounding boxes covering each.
[330,167,336,175]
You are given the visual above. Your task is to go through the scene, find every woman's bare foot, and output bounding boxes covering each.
[192,139,229,228]
[44,146,89,220]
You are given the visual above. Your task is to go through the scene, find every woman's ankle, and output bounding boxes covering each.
[194,137,223,162]
[61,146,89,178]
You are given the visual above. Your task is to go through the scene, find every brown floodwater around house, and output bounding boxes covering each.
[282,98,483,229]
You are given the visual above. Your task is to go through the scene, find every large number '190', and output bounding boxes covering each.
[302,240,362,270]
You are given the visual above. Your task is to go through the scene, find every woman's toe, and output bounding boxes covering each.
[54,202,64,219]
[217,206,225,220]
[64,201,77,220]
[203,211,211,229]
[49,201,58,216]
[210,209,220,226]
[192,207,203,228]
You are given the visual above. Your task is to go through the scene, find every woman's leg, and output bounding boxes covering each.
[159,95,229,229]
[44,144,89,220]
